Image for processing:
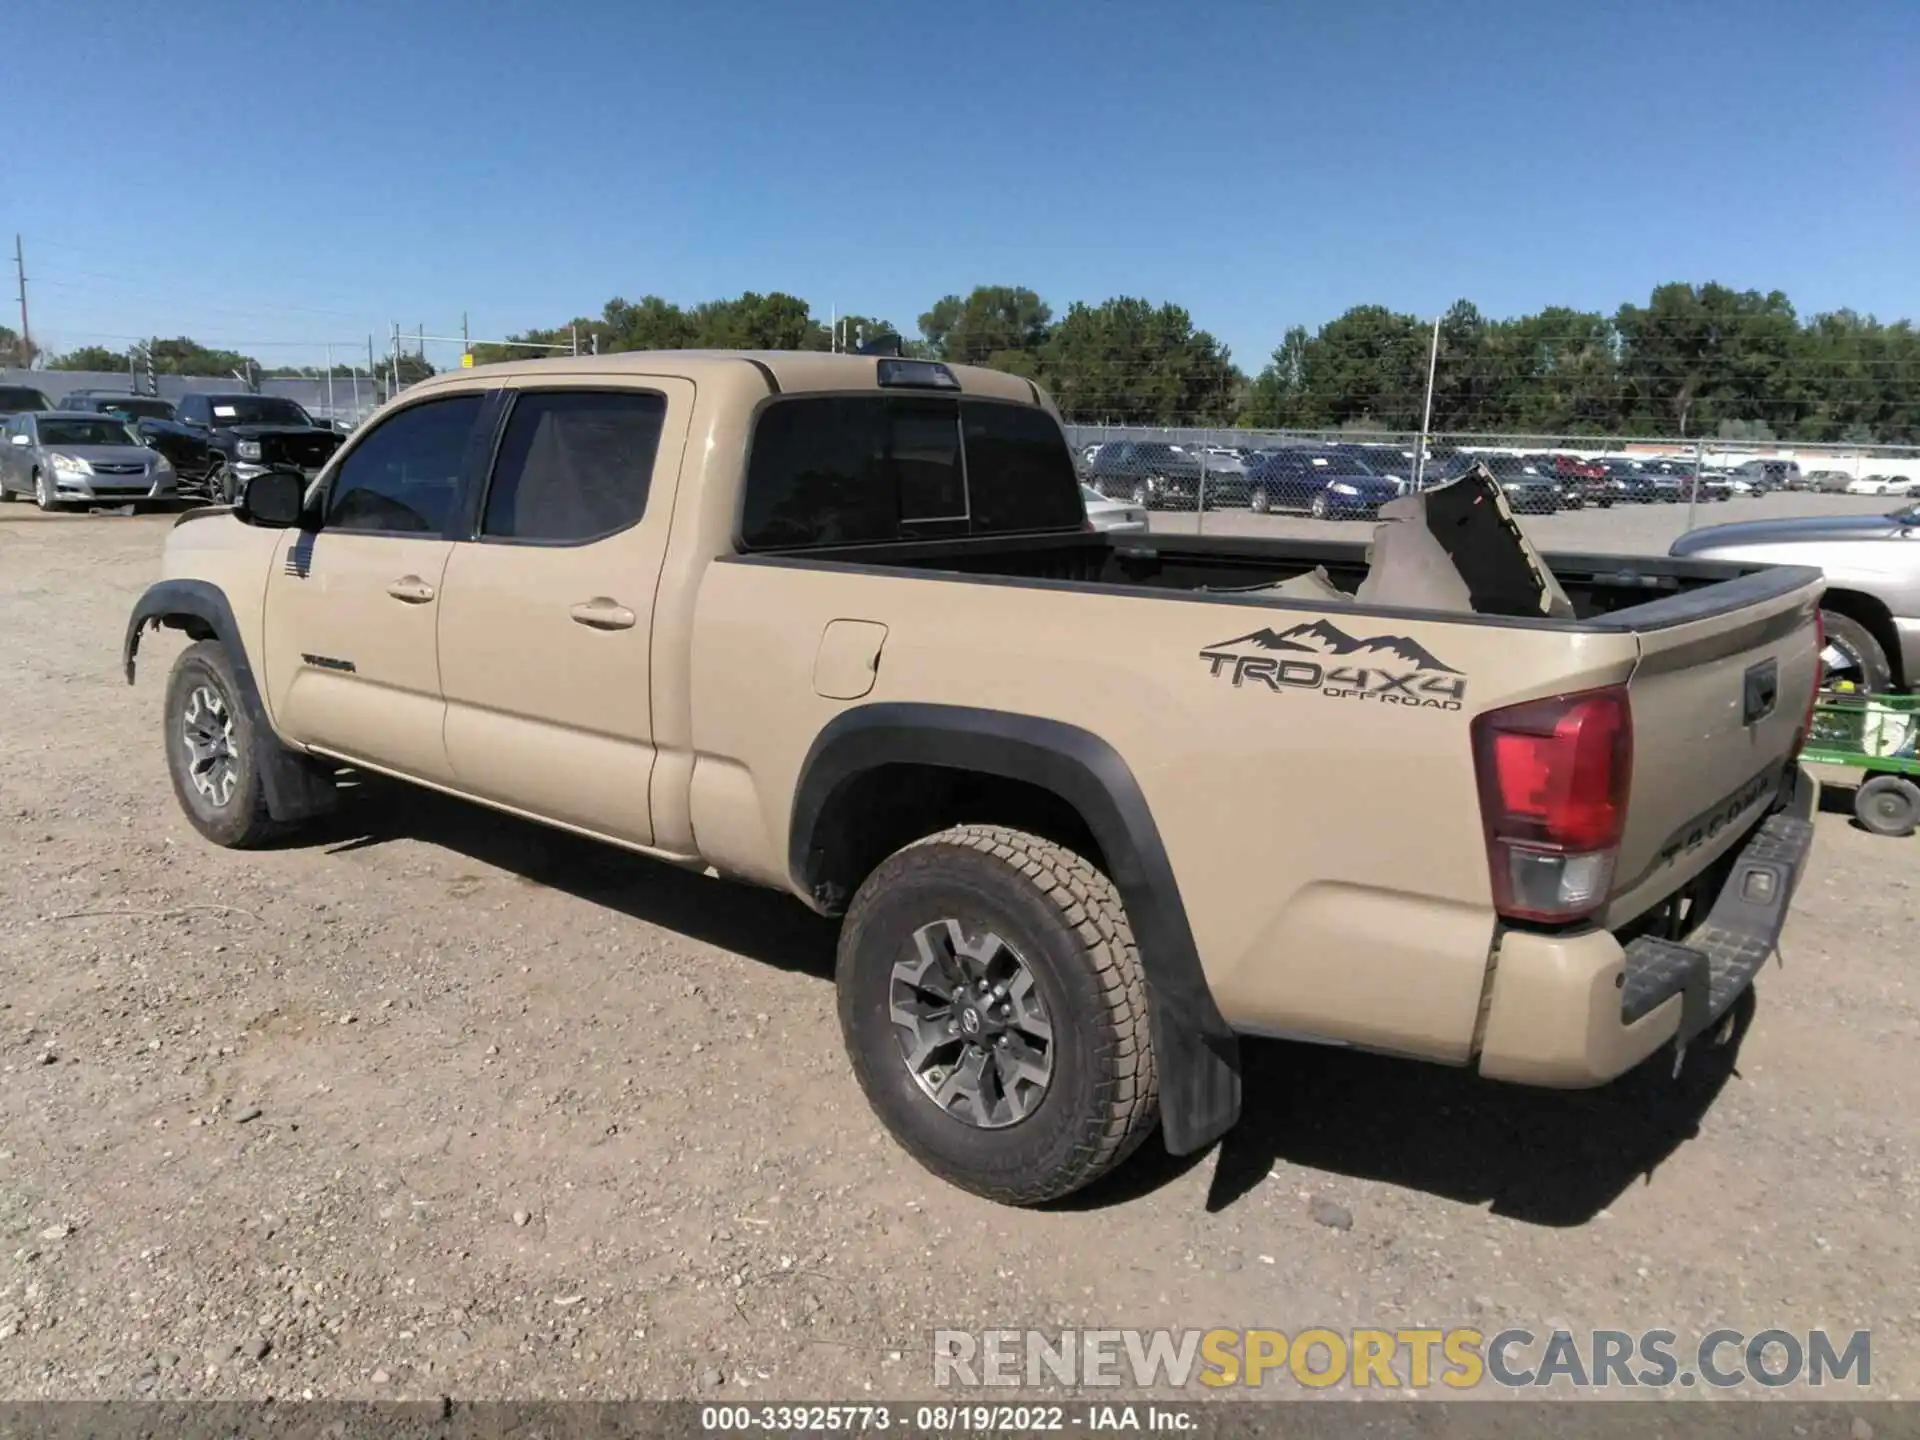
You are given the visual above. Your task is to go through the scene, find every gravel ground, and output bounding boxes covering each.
[0,505,1913,1404]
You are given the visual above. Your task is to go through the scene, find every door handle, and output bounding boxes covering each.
[386,576,436,604]
[569,598,637,631]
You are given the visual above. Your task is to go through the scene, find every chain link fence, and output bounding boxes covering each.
[1067,424,1920,546]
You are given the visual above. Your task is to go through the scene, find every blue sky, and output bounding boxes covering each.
[5,0,1915,371]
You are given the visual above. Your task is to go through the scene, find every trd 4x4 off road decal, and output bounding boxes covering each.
[1199,620,1466,710]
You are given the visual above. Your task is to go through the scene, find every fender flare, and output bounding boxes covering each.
[790,702,1241,1156]
[123,579,336,823]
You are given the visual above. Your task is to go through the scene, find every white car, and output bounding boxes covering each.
[1081,483,1148,534]
[1847,475,1920,497]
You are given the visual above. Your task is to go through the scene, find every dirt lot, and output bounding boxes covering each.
[0,506,1914,1403]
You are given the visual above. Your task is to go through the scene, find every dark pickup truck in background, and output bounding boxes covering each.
[141,392,345,503]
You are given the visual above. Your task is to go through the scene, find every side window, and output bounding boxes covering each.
[324,394,481,535]
[481,389,667,543]
[178,396,202,425]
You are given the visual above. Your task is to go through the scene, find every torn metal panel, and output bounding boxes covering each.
[1359,465,1574,619]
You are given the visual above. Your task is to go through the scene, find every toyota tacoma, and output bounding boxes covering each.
[125,352,1825,1205]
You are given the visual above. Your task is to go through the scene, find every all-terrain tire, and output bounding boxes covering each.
[837,825,1160,1205]
[163,640,288,849]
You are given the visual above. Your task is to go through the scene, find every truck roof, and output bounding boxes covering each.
[406,350,1048,406]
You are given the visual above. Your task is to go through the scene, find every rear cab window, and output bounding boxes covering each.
[739,395,1081,551]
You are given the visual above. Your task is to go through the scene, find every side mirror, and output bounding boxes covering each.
[236,467,308,529]
[8,433,27,447]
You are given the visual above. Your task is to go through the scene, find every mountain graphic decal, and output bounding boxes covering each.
[1208,620,1461,674]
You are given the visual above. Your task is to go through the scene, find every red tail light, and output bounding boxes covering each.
[1471,685,1633,923]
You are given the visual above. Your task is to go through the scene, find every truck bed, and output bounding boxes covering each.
[768,527,1815,631]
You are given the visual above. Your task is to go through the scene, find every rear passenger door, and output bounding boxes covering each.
[436,377,695,844]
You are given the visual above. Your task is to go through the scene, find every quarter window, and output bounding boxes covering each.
[325,394,481,535]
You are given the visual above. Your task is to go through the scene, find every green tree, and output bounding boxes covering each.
[1041,297,1238,424]
[141,336,260,378]
[49,344,132,372]
[918,286,1052,370]
[0,325,41,368]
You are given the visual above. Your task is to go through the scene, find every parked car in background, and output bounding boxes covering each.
[57,390,178,423]
[1480,453,1560,513]
[0,384,53,418]
[1730,459,1799,494]
[1541,453,1609,507]
[1080,483,1148,534]
[1640,458,1731,502]
[1238,447,1402,519]
[1085,441,1207,510]
[1809,470,1854,494]
[1593,457,1662,504]
[0,411,177,510]
[145,392,346,503]
[1673,500,1920,693]
[1342,444,1422,496]
[1192,448,1249,505]
[1847,474,1920,497]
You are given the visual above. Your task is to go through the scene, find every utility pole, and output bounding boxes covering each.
[571,322,579,358]
[461,311,469,366]
[325,343,336,423]
[417,322,425,360]
[1413,314,1442,491]
[13,235,30,366]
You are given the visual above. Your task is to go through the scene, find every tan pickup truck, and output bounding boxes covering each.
[125,352,1824,1205]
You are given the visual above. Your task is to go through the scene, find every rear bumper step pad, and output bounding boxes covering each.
[1618,812,1815,1041]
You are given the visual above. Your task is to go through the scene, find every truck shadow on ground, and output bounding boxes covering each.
[305,776,1751,1227]
[307,775,840,980]
[1196,993,1753,1226]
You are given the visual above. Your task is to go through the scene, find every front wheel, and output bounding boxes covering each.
[1249,487,1270,514]
[1309,492,1330,520]
[836,825,1159,1206]
[33,469,59,512]
[1130,482,1151,509]
[163,640,289,848]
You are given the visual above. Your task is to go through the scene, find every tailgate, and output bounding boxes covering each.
[1604,567,1823,927]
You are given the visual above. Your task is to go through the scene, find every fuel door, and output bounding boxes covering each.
[813,620,888,701]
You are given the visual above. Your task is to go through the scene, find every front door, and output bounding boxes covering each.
[436,377,693,845]
[260,391,488,782]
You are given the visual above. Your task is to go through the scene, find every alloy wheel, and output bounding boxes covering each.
[890,918,1055,1129]
[180,684,239,808]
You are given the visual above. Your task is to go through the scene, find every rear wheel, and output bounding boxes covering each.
[1854,775,1920,838]
[1249,487,1270,514]
[1130,481,1150,508]
[836,825,1159,1206]
[1309,492,1330,520]
[1819,611,1893,694]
